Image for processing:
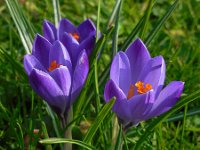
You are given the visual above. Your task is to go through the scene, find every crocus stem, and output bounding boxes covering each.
[112,115,119,149]
[61,107,73,150]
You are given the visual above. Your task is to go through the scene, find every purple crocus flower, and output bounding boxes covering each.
[24,18,96,117]
[104,38,184,126]
[43,18,96,66]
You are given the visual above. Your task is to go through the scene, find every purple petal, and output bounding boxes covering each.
[58,18,77,40]
[104,79,130,123]
[32,34,52,69]
[24,54,46,75]
[138,56,165,95]
[43,20,57,43]
[128,90,155,124]
[29,69,67,114]
[125,38,151,83]
[60,33,79,67]
[78,35,96,56]
[110,52,131,95]
[49,40,72,73]
[50,66,71,96]
[77,19,96,42]
[71,50,89,103]
[145,81,184,119]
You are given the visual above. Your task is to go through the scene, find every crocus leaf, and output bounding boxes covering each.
[145,0,179,46]
[112,0,122,57]
[134,89,200,149]
[165,108,200,122]
[114,124,123,150]
[120,17,144,51]
[83,98,116,144]
[5,0,35,53]
[40,138,95,150]
[139,0,154,40]
[107,0,122,28]
[74,27,113,118]
[52,0,61,27]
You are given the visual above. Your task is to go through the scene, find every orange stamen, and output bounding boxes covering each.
[69,32,79,40]
[127,84,134,100]
[135,81,152,94]
[48,60,61,71]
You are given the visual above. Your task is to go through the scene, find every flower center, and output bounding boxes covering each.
[127,81,152,100]
[48,60,61,71]
[69,32,79,40]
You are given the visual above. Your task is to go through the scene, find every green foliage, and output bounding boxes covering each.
[0,0,200,149]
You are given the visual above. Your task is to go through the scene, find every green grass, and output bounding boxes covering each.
[0,0,200,149]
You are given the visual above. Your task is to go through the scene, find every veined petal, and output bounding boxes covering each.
[77,19,96,42]
[104,79,130,122]
[24,54,46,75]
[138,56,165,96]
[29,69,66,114]
[71,50,89,103]
[32,34,52,69]
[58,18,77,40]
[60,33,79,67]
[49,40,72,73]
[110,52,131,95]
[43,20,57,43]
[50,66,71,96]
[125,38,151,83]
[145,81,184,119]
[78,35,96,56]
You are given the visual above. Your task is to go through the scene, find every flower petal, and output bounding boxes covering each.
[125,38,151,83]
[29,69,66,114]
[77,19,96,42]
[138,56,166,95]
[43,20,57,43]
[32,34,52,69]
[24,54,46,75]
[78,35,96,56]
[104,79,130,123]
[49,40,72,73]
[60,33,79,67]
[71,50,89,103]
[50,66,71,97]
[128,90,155,125]
[110,52,131,95]
[145,81,184,119]
[58,18,77,40]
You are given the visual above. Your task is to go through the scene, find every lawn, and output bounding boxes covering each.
[0,0,200,149]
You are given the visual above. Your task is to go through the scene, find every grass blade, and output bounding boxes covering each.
[40,138,95,150]
[134,89,200,149]
[139,0,154,40]
[112,0,122,57]
[120,17,144,51]
[83,98,116,144]
[5,0,35,53]
[52,0,61,27]
[145,0,179,46]
[107,0,122,28]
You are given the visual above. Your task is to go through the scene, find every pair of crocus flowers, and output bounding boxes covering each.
[24,18,184,125]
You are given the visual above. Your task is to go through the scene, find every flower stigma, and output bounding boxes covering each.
[69,32,79,40]
[127,81,152,99]
[135,81,152,94]
[48,60,61,71]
